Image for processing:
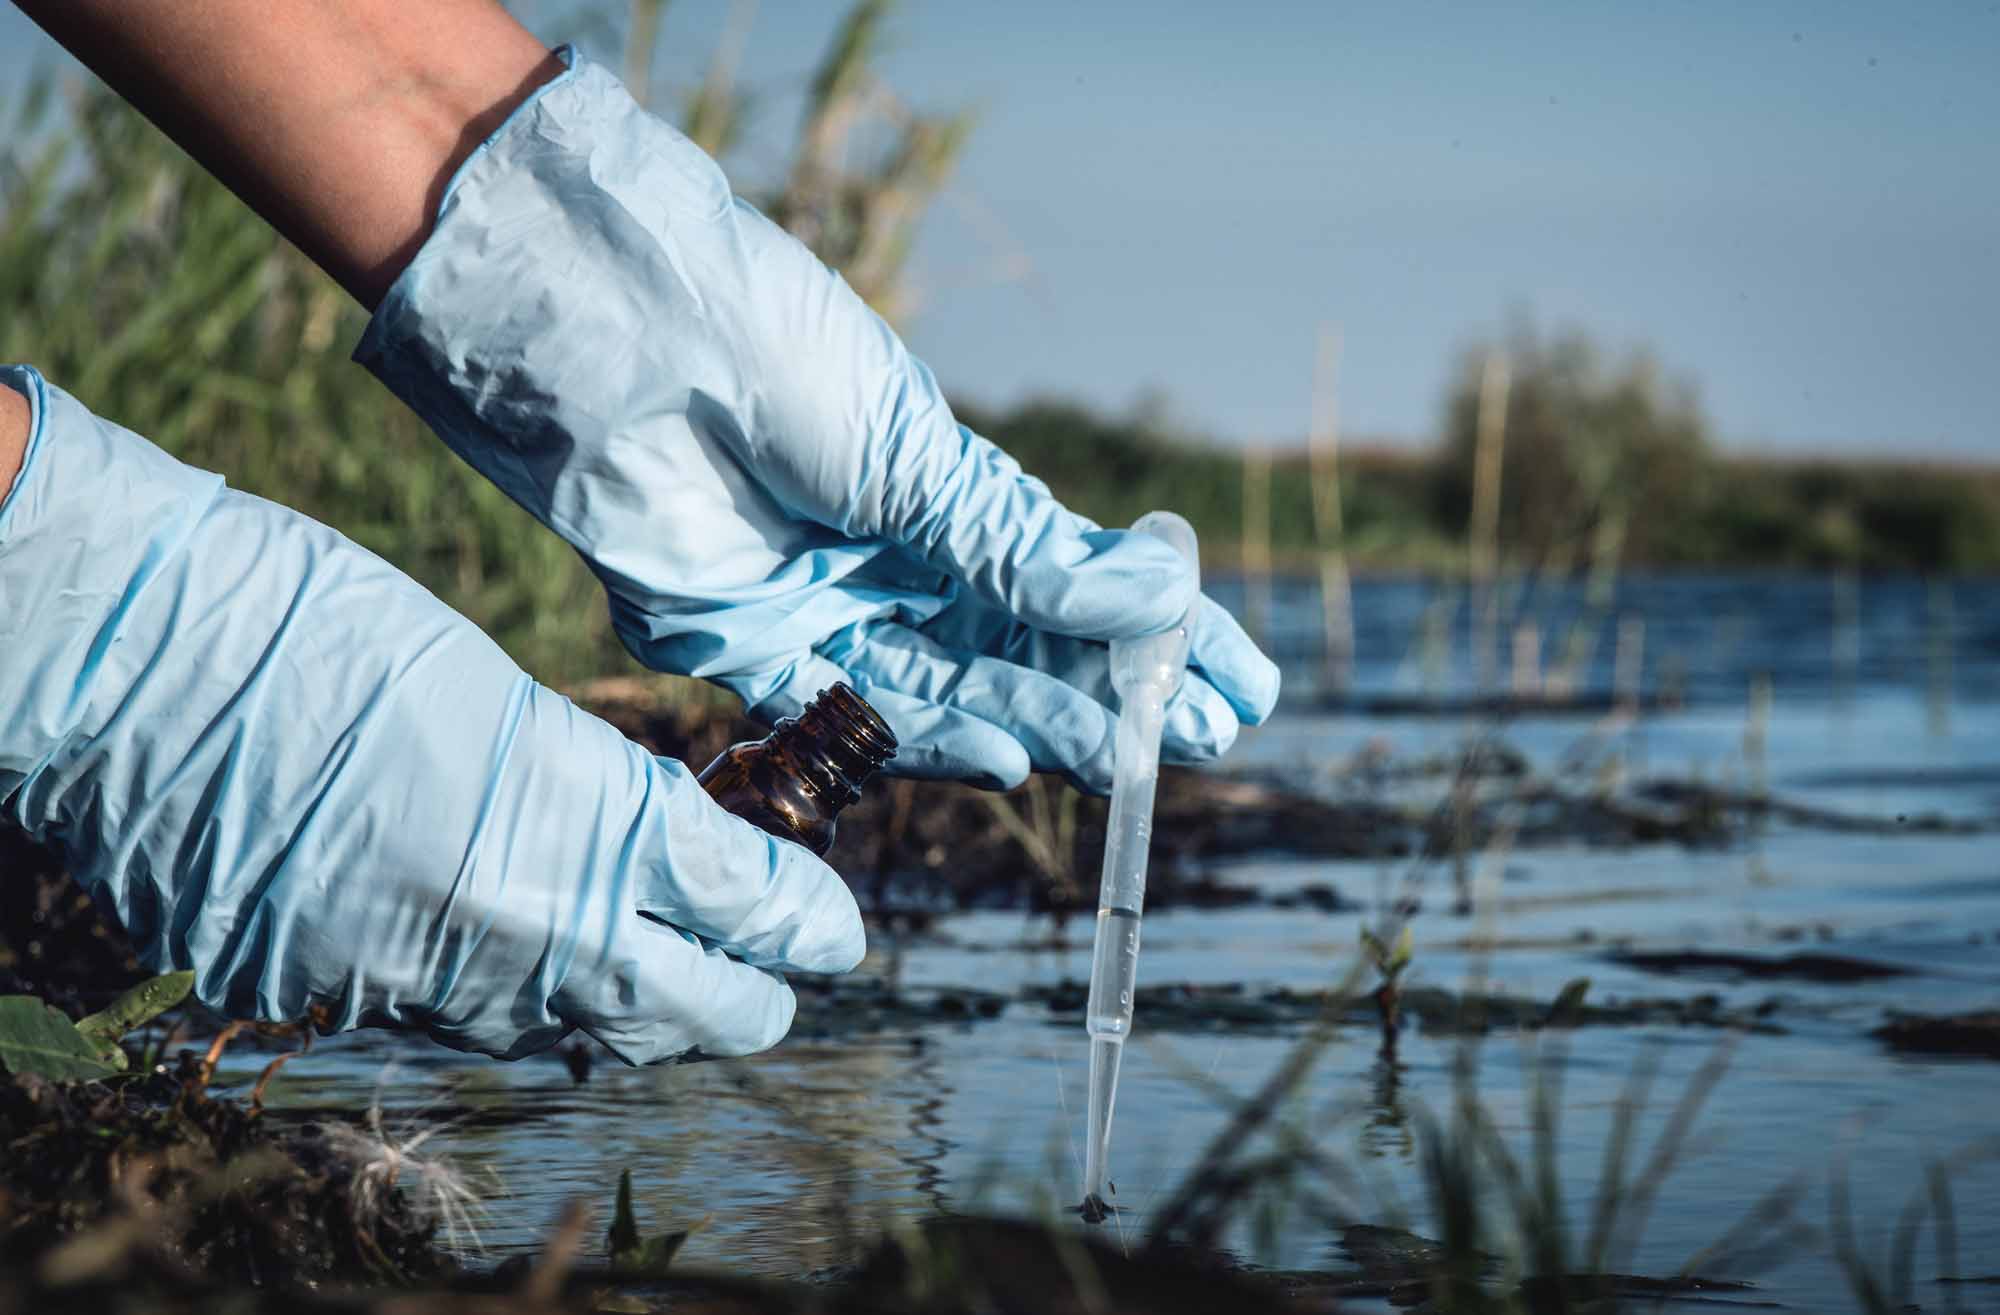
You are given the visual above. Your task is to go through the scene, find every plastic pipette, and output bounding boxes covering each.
[1080,509,1198,1222]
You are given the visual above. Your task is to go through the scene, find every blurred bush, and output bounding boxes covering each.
[958,398,1458,571]
[1,77,627,683]
[1690,456,2000,571]
[965,332,2000,576]
[1431,324,1712,570]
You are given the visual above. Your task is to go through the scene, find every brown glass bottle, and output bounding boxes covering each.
[697,683,897,855]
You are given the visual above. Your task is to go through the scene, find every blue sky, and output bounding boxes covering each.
[4,2,1996,455]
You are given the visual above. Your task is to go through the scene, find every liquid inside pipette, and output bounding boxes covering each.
[1079,510,1196,1222]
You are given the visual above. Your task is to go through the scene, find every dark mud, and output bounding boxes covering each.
[1608,949,1913,983]
[584,693,1985,921]
[1315,690,1687,719]
[0,1065,450,1289]
[1023,978,1786,1037]
[1318,1224,1773,1311]
[1634,780,1984,837]
[6,697,1978,1008]
[774,969,1796,1040]
[1871,1009,2000,1059]
[788,975,1009,1039]
[0,829,145,1010]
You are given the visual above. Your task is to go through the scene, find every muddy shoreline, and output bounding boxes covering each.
[584,692,1987,922]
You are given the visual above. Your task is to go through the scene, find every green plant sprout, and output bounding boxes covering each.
[1361,924,1414,1057]
[606,1168,705,1277]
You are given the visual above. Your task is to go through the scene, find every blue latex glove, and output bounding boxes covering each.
[356,48,1279,795]
[0,366,862,1063]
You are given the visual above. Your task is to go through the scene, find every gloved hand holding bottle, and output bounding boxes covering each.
[0,367,862,1064]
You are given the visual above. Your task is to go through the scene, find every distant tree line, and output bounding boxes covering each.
[961,324,2000,576]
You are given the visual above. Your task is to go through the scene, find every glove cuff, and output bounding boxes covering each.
[352,50,923,686]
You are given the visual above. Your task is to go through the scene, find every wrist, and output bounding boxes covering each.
[0,371,29,507]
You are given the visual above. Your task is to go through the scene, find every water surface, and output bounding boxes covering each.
[236,574,2000,1310]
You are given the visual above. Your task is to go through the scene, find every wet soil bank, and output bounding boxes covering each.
[1871,1010,2000,1059]
[5,694,1984,1004]
[0,1064,449,1294]
[0,1101,1775,1315]
[0,829,144,1009]
[785,972,1788,1041]
[582,692,1985,920]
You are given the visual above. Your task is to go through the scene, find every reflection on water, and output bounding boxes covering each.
[228,574,2000,1311]
[1360,1054,1413,1163]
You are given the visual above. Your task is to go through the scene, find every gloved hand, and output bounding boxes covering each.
[356,48,1280,794]
[0,366,862,1063]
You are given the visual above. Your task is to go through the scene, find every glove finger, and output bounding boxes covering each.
[562,915,799,1064]
[864,686,1033,788]
[909,602,1264,775]
[1159,674,1246,768]
[730,651,1032,790]
[639,755,865,975]
[886,430,1197,641]
[920,586,1278,730]
[1187,595,1282,726]
[833,623,1130,794]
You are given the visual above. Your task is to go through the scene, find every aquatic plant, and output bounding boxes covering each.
[1360,923,1414,1057]
[604,1167,701,1276]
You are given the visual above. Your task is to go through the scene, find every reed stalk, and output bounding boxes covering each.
[1468,354,1511,693]
[1242,443,1274,650]
[1306,324,1354,695]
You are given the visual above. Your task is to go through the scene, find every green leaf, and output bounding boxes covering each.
[605,1168,702,1276]
[0,997,122,1082]
[607,1168,640,1261]
[1361,926,1414,978]
[75,971,195,1068]
[615,1229,696,1276]
[1388,926,1415,973]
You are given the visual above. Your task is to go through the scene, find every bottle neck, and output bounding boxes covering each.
[769,683,897,810]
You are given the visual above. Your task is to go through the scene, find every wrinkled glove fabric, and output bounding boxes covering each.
[0,366,863,1063]
[356,48,1279,794]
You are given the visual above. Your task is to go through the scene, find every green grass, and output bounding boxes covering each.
[1,77,636,687]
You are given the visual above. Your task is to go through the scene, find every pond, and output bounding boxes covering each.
[234,572,2000,1311]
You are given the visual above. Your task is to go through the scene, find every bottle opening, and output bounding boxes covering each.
[783,682,897,805]
[816,682,897,756]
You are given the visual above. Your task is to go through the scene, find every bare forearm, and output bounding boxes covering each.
[14,1,562,308]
